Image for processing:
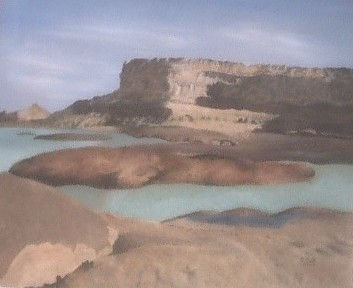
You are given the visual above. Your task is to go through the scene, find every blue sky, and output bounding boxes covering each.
[1,0,353,111]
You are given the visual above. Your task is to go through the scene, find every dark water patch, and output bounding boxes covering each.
[17,131,36,136]
[169,208,329,228]
[34,133,111,141]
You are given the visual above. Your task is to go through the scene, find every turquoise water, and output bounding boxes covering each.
[1,127,353,221]
[0,127,163,171]
[61,165,353,221]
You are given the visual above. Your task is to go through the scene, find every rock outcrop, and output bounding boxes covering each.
[0,173,117,288]
[119,59,353,107]
[118,58,353,138]
[40,207,353,288]
[49,58,353,140]
[17,104,50,121]
[0,104,50,124]
[1,174,352,288]
[9,145,315,189]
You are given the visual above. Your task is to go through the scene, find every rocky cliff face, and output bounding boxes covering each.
[51,58,353,138]
[118,58,353,138]
[119,58,353,107]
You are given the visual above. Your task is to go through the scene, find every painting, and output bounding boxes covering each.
[1,1,352,287]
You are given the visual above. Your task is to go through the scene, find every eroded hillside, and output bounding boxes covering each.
[48,58,353,140]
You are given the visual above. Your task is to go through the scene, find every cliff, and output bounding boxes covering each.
[117,58,353,138]
[119,58,353,107]
[51,58,353,139]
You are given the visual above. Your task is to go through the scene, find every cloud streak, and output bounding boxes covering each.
[1,0,352,111]
[220,25,315,63]
[47,24,191,50]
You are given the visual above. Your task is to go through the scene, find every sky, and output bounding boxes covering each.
[0,0,353,111]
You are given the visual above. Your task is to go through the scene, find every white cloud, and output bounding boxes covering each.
[7,54,75,75]
[20,75,63,89]
[220,25,314,61]
[46,23,190,50]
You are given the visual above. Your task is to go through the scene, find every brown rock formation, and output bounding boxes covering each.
[17,104,50,121]
[0,173,117,288]
[0,104,50,125]
[47,58,353,140]
[9,145,314,189]
[43,207,353,288]
[1,173,351,288]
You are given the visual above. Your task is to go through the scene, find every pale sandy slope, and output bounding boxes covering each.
[165,102,276,139]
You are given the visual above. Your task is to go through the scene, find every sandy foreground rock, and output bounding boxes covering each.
[9,145,315,189]
[0,173,117,288]
[48,208,353,288]
[0,173,352,287]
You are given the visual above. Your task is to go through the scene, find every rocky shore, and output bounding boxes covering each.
[34,133,111,141]
[1,173,352,288]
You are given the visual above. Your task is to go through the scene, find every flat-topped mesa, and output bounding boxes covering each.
[119,58,353,107]
[116,58,353,139]
[49,58,353,138]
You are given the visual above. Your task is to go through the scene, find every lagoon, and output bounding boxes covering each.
[1,127,353,221]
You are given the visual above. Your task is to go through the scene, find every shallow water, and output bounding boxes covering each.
[1,127,353,221]
[0,127,163,171]
[61,164,353,221]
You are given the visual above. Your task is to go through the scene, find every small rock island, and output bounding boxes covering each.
[10,144,314,189]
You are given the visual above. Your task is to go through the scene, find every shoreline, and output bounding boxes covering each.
[33,133,112,141]
[1,172,352,288]
[3,123,353,164]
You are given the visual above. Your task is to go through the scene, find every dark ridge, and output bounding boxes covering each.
[164,207,343,228]
[112,233,145,255]
[196,71,353,138]
[34,133,111,141]
[199,74,353,108]
[0,111,18,122]
[119,58,170,104]
[52,59,173,125]
[105,101,172,125]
